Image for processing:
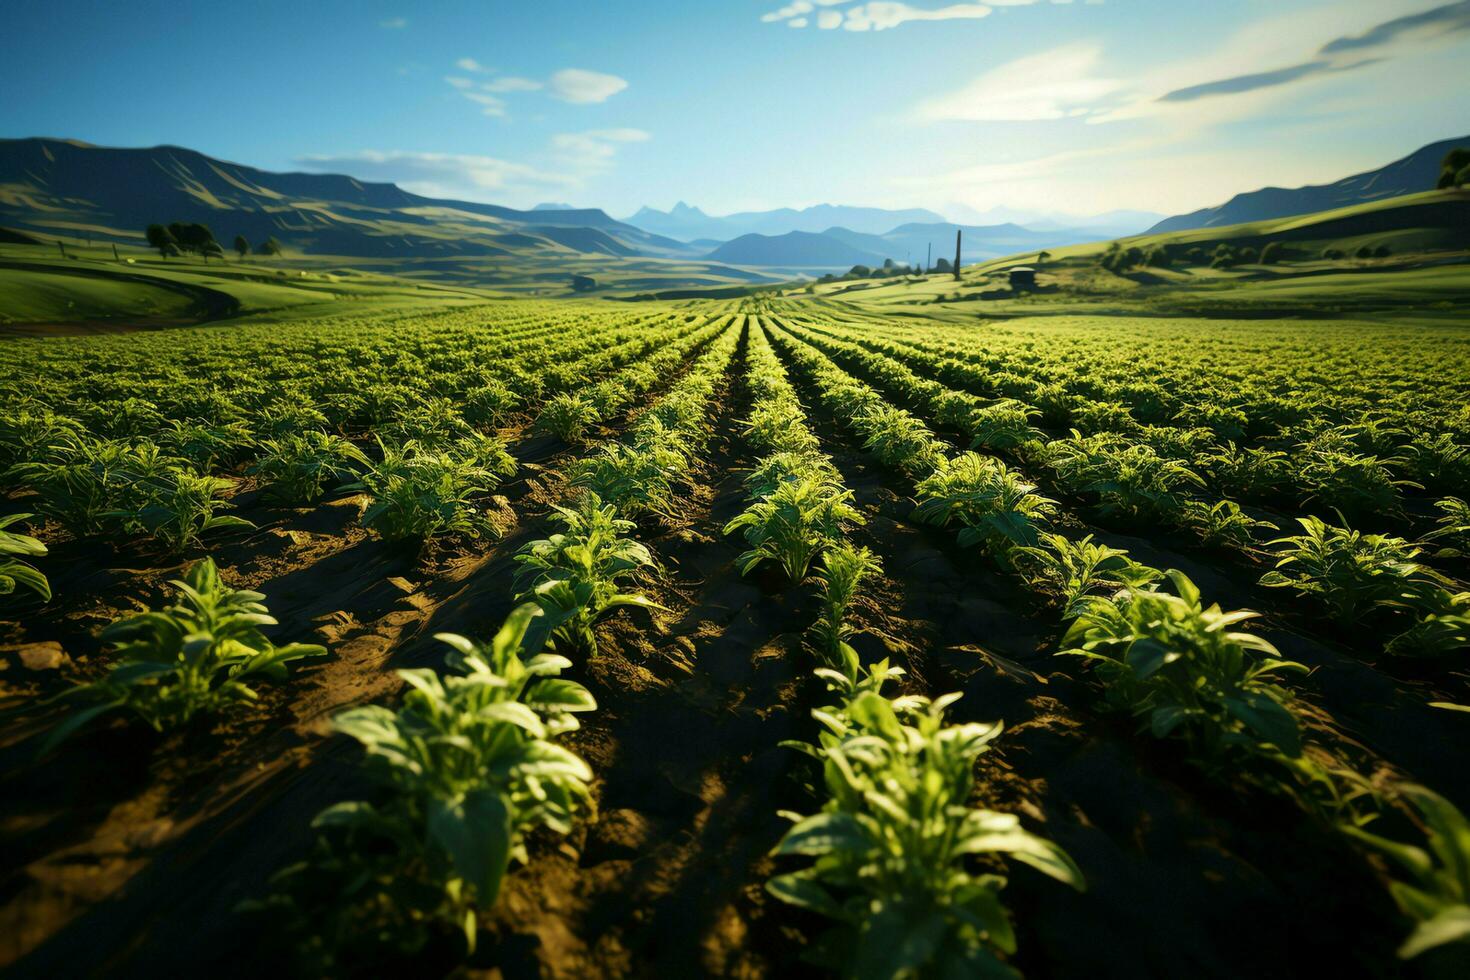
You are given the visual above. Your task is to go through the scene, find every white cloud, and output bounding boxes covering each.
[455,57,488,73]
[484,76,543,93]
[547,68,629,104]
[379,17,407,29]
[296,150,577,201]
[840,3,991,31]
[297,128,650,206]
[918,43,1121,121]
[551,128,651,171]
[767,0,1088,31]
[444,76,474,89]
[461,92,507,117]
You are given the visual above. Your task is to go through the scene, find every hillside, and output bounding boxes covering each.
[0,137,694,260]
[624,202,949,241]
[1150,136,1469,233]
[703,230,889,268]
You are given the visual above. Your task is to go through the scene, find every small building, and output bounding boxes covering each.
[1008,266,1037,291]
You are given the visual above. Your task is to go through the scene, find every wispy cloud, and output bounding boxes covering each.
[763,0,1088,32]
[918,43,1121,121]
[1153,1,1470,106]
[378,17,407,29]
[442,63,628,119]
[546,68,628,104]
[1321,0,1470,54]
[297,128,650,205]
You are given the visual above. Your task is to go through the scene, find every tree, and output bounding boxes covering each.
[1145,247,1170,268]
[1323,247,1345,260]
[257,237,282,256]
[1185,246,1205,265]
[953,229,962,282]
[933,257,952,273]
[1036,250,1051,265]
[1354,244,1374,259]
[570,274,597,292]
[882,257,896,270]
[1374,244,1391,258]
[1437,148,1470,188]
[1237,246,1258,264]
[1260,242,1283,264]
[233,235,250,259]
[145,224,175,258]
[848,264,871,279]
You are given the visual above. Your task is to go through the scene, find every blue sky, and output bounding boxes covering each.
[5,1,1469,219]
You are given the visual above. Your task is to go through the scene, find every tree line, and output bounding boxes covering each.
[144,222,282,261]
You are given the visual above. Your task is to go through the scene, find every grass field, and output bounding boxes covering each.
[2,241,1469,978]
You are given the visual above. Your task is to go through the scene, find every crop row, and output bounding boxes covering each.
[773,315,1470,660]
[727,316,1085,976]
[762,314,1470,965]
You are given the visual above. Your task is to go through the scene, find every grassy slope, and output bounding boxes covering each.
[796,190,1470,323]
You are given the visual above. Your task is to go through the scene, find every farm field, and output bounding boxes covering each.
[2,294,1468,978]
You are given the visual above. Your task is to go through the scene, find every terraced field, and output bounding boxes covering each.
[2,298,1468,978]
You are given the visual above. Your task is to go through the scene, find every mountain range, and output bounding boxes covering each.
[0,138,693,260]
[0,135,1462,277]
[1148,136,1469,233]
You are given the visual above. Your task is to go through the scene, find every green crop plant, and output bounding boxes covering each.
[724,476,863,582]
[108,468,255,553]
[536,392,600,443]
[807,543,882,678]
[0,513,51,602]
[262,604,595,966]
[1343,785,1470,960]
[1196,443,1290,501]
[1260,517,1434,626]
[251,431,371,504]
[1182,499,1277,550]
[351,440,506,542]
[571,441,686,518]
[1017,532,1162,620]
[514,494,662,657]
[9,437,187,535]
[1424,497,1470,558]
[39,558,326,751]
[1046,432,1205,523]
[768,690,1084,978]
[157,418,256,470]
[744,450,840,500]
[1061,569,1308,762]
[965,398,1046,453]
[913,452,1058,567]
[858,405,947,478]
[1297,433,1416,522]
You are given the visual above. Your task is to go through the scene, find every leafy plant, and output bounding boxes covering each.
[724,476,863,582]
[536,393,599,443]
[913,452,1057,567]
[251,431,371,504]
[1016,532,1161,620]
[965,398,1046,453]
[1343,785,1470,960]
[1047,431,1205,523]
[261,605,595,966]
[108,468,255,553]
[40,559,326,751]
[514,493,661,657]
[1260,517,1433,626]
[807,543,881,678]
[351,440,506,542]
[0,513,50,602]
[1182,499,1277,550]
[1424,497,1470,558]
[859,405,947,478]
[769,690,1084,978]
[1061,569,1308,761]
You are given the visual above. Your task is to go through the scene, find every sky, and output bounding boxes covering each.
[4,0,1469,220]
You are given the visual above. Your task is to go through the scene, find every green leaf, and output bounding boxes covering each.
[773,811,868,857]
[428,789,513,902]
[1224,692,1301,756]
[1399,906,1470,959]
[525,678,598,712]
[766,872,844,918]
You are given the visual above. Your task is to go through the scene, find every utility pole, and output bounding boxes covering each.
[953,229,962,282]
[926,243,932,273]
